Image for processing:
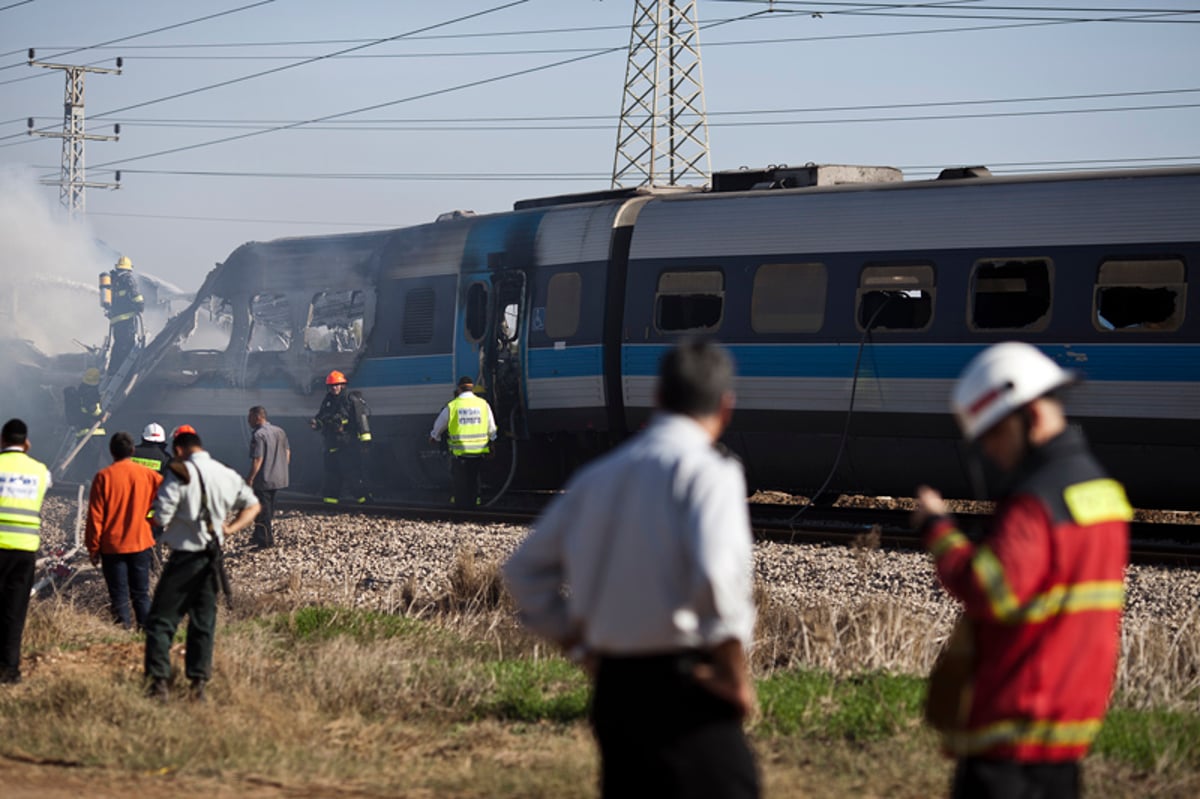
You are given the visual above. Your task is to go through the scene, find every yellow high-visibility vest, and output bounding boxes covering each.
[446,394,491,457]
[0,450,49,552]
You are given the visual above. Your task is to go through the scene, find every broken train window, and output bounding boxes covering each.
[970,258,1053,331]
[857,264,935,331]
[180,296,234,352]
[655,270,724,333]
[1095,258,1186,332]
[249,293,292,351]
[306,290,365,352]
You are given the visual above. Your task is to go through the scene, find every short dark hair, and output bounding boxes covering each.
[109,432,135,460]
[249,406,267,420]
[173,431,202,452]
[656,339,734,417]
[1,419,27,447]
[457,376,474,389]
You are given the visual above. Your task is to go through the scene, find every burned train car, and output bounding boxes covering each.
[109,165,1200,508]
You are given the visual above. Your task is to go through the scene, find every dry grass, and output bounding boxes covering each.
[0,548,1197,798]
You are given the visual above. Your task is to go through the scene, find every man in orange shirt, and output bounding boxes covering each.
[86,432,162,630]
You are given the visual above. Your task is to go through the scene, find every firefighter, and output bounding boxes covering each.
[65,368,105,434]
[310,371,369,504]
[105,256,144,376]
[429,376,497,506]
[912,342,1130,799]
[132,422,170,474]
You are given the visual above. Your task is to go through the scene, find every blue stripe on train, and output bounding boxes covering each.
[268,342,1200,391]
[352,354,454,387]
[623,343,1200,382]
[527,345,603,379]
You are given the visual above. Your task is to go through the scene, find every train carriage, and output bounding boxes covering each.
[617,167,1200,506]
[105,164,1200,509]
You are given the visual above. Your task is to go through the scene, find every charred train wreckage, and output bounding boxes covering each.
[71,163,1200,510]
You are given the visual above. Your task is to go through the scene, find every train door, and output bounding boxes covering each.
[485,269,529,441]
[456,267,530,440]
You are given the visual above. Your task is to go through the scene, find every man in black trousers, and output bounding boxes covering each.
[0,419,52,685]
[504,340,759,798]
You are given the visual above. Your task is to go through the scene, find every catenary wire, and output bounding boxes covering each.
[9,85,1196,130]
[3,1,531,143]
[0,1,276,76]
[86,0,531,122]
[4,6,1184,143]
[64,157,1200,184]
[78,7,773,172]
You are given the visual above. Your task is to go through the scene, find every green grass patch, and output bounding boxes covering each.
[757,669,925,741]
[1094,706,1200,771]
[482,659,590,723]
[267,605,424,644]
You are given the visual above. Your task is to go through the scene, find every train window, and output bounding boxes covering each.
[1095,259,1186,332]
[545,272,581,339]
[856,265,934,331]
[305,290,364,352]
[751,263,826,333]
[969,259,1052,331]
[656,270,724,333]
[464,282,488,342]
[248,293,292,351]
[402,288,436,345]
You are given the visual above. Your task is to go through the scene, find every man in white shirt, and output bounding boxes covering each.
[504,339,759,799]
[144,428,259,701]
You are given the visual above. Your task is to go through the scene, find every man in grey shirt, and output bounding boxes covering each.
[504,339,758,799]
[246,406,289,549]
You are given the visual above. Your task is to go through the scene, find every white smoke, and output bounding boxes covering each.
[0,167,113,354]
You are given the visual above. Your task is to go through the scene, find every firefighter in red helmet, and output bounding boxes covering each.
[310,370,370,503]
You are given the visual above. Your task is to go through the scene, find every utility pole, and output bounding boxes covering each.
[611,0,711,189]
[26,49,122,217]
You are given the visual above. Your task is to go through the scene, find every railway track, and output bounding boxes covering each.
[276,493,1200,569]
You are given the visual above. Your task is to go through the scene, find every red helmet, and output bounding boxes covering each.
[171,424,197,438]
[326,370,348,386]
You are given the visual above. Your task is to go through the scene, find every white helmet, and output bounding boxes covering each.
[142,422,166,443]
[951,342,1075,442]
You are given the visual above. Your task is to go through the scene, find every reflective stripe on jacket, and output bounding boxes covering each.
[0,450,50,552]
[446,393,491,456]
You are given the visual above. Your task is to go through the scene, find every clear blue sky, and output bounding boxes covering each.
[1,0,1196,291]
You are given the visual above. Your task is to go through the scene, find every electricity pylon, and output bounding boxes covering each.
[26,49,122,217]
[611,0,711,188]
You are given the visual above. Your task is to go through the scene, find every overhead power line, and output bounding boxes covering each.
[712,0,1200,16]
[77,156,1198,183]
[5,4,1186,148]
[5,0,532,146]
[87,0,531,122]
[17,6,1200,63]
[10,85,1196,131]
[47,5,1131,172]
[0,1,276,78]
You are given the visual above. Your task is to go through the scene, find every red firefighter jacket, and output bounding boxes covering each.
[923,429,1130,761]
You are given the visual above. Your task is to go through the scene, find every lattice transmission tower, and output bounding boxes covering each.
[26,49,122,217]
[611,0,711,188]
